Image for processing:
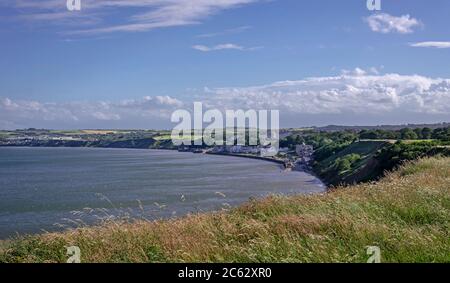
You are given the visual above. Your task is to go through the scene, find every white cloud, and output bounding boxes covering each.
[365,13,421,34]
[0,96,183,129]
[203,69,450,124]
[192,43,248,52]
[3,0,259,35]
[154,95,184,107]
[410,41,450,49]
[341,67,381,76]
[92,112,121,121]
[2,70,450,129]
[341,67,367,76]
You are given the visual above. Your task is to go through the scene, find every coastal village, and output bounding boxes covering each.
[177,144,314,170]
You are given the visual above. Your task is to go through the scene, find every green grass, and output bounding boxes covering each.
[0,157,449,263]
[153,135,204,141]
[321,141,387,163]
[315,141,389,185]
[0,131,14,138]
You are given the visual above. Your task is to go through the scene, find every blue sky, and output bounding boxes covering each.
[1,0,450,129]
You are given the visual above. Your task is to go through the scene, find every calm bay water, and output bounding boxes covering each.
[0,147,325,238]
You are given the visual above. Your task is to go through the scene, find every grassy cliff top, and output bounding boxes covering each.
[1,157,449,263]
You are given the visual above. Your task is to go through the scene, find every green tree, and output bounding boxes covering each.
[421,128,432,139]
[400,128,418,140]
[414,128,423,139]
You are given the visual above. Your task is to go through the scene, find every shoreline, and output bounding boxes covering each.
[205,151,286,166]
[0,145,326,185]
[0,146,326,239]
[205,151,326,187]
[2,157,447,262]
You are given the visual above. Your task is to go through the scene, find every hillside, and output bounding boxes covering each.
[316,123,450,132]
[1,157,449,263]
[313,141,389,185]
[312,140,450,186]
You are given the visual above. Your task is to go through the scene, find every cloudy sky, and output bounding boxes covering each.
[1,0,449,129]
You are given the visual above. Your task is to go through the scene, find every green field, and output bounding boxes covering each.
[153,134,203,141]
